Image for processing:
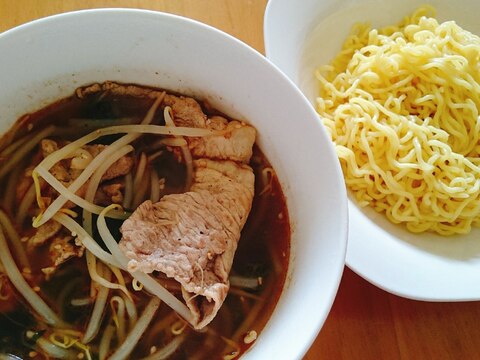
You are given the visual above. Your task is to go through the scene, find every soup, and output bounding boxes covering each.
[0,82,290,359]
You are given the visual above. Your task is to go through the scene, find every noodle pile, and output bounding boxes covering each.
[316,6,480,235]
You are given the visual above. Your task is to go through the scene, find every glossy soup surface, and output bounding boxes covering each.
[0,85,290,359]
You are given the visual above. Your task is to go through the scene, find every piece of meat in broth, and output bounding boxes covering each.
[27,220,62,248]
[164,94,256,163]
[120,159,254,329]
[25,220,85,278]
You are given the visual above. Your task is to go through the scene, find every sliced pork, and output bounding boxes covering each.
[120,159,254,328]
[188,116,256,163]
[25,220,85,277]
[27,220,62,248]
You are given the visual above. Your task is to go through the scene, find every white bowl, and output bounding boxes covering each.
[0,9,348,360]
[265,0,480,301]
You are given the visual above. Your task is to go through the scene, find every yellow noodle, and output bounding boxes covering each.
[316,6,480,235]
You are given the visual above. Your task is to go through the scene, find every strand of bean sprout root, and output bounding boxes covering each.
[0,209,30,270]
[108,297,161,360]
[164,106,194,192]
[82,144,134,235]
[132,152,150,209]
[0,125,56,179]
[82,263,112,343]
[0,224,63,326]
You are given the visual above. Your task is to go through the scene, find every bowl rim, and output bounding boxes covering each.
[0,7,349,359]
[264,0,480,302]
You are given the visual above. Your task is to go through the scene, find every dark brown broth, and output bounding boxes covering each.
[0,83,290,359]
